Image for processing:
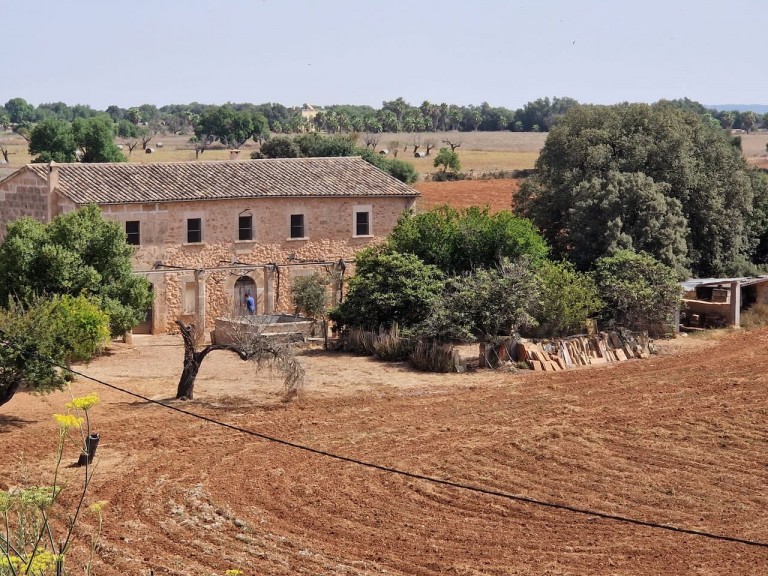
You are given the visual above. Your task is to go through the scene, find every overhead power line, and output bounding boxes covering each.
[2,337,767,550]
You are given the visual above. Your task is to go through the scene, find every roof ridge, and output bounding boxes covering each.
[27,156,368,169]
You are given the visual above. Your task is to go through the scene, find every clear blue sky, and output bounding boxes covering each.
[3,0,766,110]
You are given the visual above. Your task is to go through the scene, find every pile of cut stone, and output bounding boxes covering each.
[483,330,653,371]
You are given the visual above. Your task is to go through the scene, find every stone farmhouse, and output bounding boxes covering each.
[0,157,419,333]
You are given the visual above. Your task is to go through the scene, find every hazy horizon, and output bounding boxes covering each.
[3,0,766,112]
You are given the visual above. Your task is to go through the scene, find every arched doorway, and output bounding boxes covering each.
[234,276,257,316]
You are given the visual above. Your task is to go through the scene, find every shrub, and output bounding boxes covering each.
[372,324,414,361]
[330,247,444,329]
[343,325,414,361]
[410,340,455,372]
[740,303,768,329]
[594,250,682,335]
[344,327,377,355]
[534,260,603,336]
[416,258,540,344]
[389,205,548,275]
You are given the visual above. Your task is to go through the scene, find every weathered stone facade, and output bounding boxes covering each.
[0,159,418,333]
[0,169,50,237]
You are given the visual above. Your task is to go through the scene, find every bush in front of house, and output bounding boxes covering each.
[594,249,682,335]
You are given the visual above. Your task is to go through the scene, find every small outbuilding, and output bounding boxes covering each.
[681,276,768,329]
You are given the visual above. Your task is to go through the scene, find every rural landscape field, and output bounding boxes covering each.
[1,328,766,575]
[3,121,768,575]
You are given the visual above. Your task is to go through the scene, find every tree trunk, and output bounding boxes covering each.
[176,354,201,400]
[174,320,253,400]
[176,322,200,400]
[0,377,22,408]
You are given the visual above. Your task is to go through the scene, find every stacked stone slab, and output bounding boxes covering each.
[515,331,653,371]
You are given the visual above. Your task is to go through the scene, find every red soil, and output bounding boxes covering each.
[414,179,519,213]
[1,329,766,575]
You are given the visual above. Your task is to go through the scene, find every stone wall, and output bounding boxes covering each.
[0,169,49,238]
[102,196,411,270]
[104,196,410,333]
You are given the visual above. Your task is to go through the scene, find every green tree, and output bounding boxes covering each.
[0,295,109,406]
[28,118,77,163]
[433,147,461,172]
[740,110,757,133]
[292,272,331,347]
[261,133,419,184]
[0,205,153,336]
[292,273,329,319]
[515,102,768,276]
[535,260,603,336]
[330,247,444,329]
[567,171,689,274]
[720,110,735,129]
[417,258,540,344]
[195,105,269,149]
[381,158,418,184]
[72,116,126,162]
[594,250,682,335]
[389,206,548,274]
[4,97,35,124]
[260,136,301,158]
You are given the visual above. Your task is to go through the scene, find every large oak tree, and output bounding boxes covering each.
[515,102,768,277]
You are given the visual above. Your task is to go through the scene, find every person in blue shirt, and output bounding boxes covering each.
[244,292,255,315]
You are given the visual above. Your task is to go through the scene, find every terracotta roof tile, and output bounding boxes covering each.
[26,157,419,205]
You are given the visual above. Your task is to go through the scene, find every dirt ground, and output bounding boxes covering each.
[414,179,520,213]
[1,328,767,575]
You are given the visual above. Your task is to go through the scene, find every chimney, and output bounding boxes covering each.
[229,150,241,161]
[48,161,59,193]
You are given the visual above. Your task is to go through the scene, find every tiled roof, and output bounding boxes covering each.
[26,157,419,205]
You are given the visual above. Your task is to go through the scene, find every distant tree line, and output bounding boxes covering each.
[4,96,768,139]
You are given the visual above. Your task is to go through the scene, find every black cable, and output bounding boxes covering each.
[3,337,767,550]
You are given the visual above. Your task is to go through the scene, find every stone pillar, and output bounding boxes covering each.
[730,280,741,328]
[264,265,274,313]
[196,269,207,329]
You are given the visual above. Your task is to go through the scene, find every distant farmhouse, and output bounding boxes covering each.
[300,103,319,124]
[0,157,419,333]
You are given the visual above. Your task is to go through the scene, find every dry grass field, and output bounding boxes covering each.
[1,328,766,575]
[0,131,545,179]
[4,129,767,180]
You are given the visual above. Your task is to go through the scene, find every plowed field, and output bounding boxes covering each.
[415,179,520,213]
[1,329,767,575]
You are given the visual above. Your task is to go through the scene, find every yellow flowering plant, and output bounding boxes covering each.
[1,393,105,576]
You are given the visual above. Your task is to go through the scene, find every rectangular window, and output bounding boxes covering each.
[355,211,370,236]
[290,214,305,239]
[126,221,140,245]
[187,218,202,243]
[238,215,253,241]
